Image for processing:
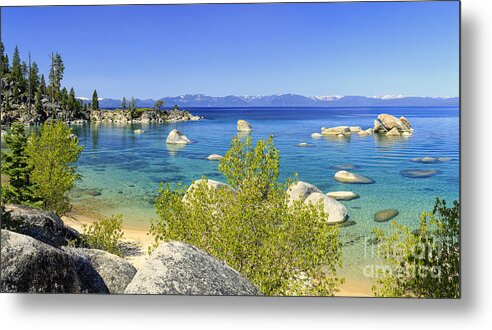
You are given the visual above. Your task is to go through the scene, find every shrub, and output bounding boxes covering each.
[150,136,342,296]
[81,214,124,257]
[372,198,460,298]
[25,121,83,215]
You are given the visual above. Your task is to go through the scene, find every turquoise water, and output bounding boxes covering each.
[70,107,459,280]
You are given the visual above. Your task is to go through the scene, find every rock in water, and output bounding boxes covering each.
[374,209,399,222]
[0,229,107,293]
[134,129,144,134]
[63,247,136,294]
[303,193,348,224]
[326,191,360,201]
[386,127,401,136]
[286,181,323,204]
[321,126,351,136]
[237,119,253,132]
[374,114,413,134]
[349,126,362,133]
[400,169,440,178]
[334,171,374,184]
[207,154,224,160]
[4,204,81,248]
[124,241,262,295]
[330,164,361,170]
[311,132,322,138]
[297,142,312,147]
[166,129,191,144]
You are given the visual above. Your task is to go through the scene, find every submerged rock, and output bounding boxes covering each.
[330,164,361,170]
[207,154,224,161]
[124,241,261,295]
[400,169,440,178]
[0,230,103,293]
[374,209,399,222]
[134,129,144,134]
[303,193,348,224]
[4,204,81,248]
[297,142,312,147]
[237,119,253,132]
[411,157,452,164]
[326,191,360,201]
[166,129,191,144]
[286,181,323,204]
[311,132,322,139]
[334,170,374,184]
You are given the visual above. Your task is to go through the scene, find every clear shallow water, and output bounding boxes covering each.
[70,106,459,280]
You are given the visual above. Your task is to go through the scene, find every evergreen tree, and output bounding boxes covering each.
[92,90,99,110]
[121,97,127,110]
[0,41,9,75]
[1,123,39,205]
[49,52,64,101]
[40,74,47,95]
[154,100,164,110]
[34,86,44,117]
[129,97,137,119]
[28,61,40,101]
[10,47,24,102]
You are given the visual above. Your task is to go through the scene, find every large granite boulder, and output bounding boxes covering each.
[166,128,191,144]
[321,126,351,136]
[124,241,261,295]
[303,193,348,224]
[63,247,136,294]
[4,204,81,248]
[334,170,374,184]
[237,119,253,132]
[0,230,104,293]
[373,114,412,134]
[286,181,323,204]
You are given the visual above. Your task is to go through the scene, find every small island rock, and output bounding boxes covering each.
[166,129,191,144]
[237,119,253,132]
[334,170,374,184]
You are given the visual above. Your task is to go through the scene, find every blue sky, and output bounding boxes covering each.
[1,2,459,99]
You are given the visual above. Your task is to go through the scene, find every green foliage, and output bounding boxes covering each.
[371,198,460,298]
[92,90,99,110]
[25,121,84,215]
[1,123,40,205]
[48,52,64,101]
[150,136,343,296]
[121,96,127,110]
[154,99,164,110]
[81,214,124,256]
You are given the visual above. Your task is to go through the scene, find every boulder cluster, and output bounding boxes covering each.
[373,114,413,136]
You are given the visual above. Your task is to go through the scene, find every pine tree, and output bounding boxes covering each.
[121,97,127,110]
[1,123,39,205]
[49,52,64,102]
[0,41,9,75]
[28,61,40,101]
[34,86,44,117]
[40,74,47,95]
[92,90,99,110]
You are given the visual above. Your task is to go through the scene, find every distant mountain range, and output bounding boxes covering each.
[78,94,459,108]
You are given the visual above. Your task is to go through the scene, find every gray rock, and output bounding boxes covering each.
[124,241,261,295]
[303,192,348,224]
[400,169,440,178]
[329,163,361,170]
[374,209,399,222]
[334,171,374,184]
[326,191,360,201]
[63,248,136,294]
[0,230,107,293]
[286,181,323,204]
[4,204,81,248]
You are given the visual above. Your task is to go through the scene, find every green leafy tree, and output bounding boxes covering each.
[92,90,99,110]
[26,121,84,215]
[372,198,460,298]
[154,99,164,110]
[150,136,343,296]
[81,214,125,257]
[1,123,39,205]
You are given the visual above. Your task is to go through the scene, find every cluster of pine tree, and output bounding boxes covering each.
[1,42,94,123]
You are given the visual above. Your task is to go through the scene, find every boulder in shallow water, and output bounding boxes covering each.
[124,241,261,295]
[237,119,253,132]
[334,170,374,184]
[411,157,452,164]
[311,132,322,139]
[400,169,440,178]
[286,181,323,204]
[349,126,362,133]
[63,247,136,294]
[374,209,399,222]
[303,193,348,224]
[166,129,191,144]
[297,142,312,147]
[321,126,351,136]
[4,204,81,248]
[0,230,107,293]
[330,163,361,170]
[134,129,144,134]
[326,191,360,201]
[386,127,401,136]
[207,154,224,160]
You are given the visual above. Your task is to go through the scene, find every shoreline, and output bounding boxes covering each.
[61,207,374,297]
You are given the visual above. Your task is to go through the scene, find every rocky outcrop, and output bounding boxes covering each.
[166,129,191,144]
[321,126,351,136]
[303,193,348,224]
[90,109,200,124]
[373,114,413,135]
[334,170,374,184]
[4,204,81,248]
[286,181,323,204]
[0,230,104,293]
[326,191,360,201]
[237,119,253,132]
[63,247,136,294]
[124,241,261,295]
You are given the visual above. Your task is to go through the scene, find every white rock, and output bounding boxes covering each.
[303,193,348,224]
[334,170,374,184]
[311,133,322,139]
[349,126,362,133]
[166,129,191,144]
[326,191,360,201]
[237,120,253,132]
[207,154,224,160]
[286,181,323,204]
[134,129,144,134]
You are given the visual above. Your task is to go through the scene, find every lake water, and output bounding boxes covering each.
[69,106,459,281]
